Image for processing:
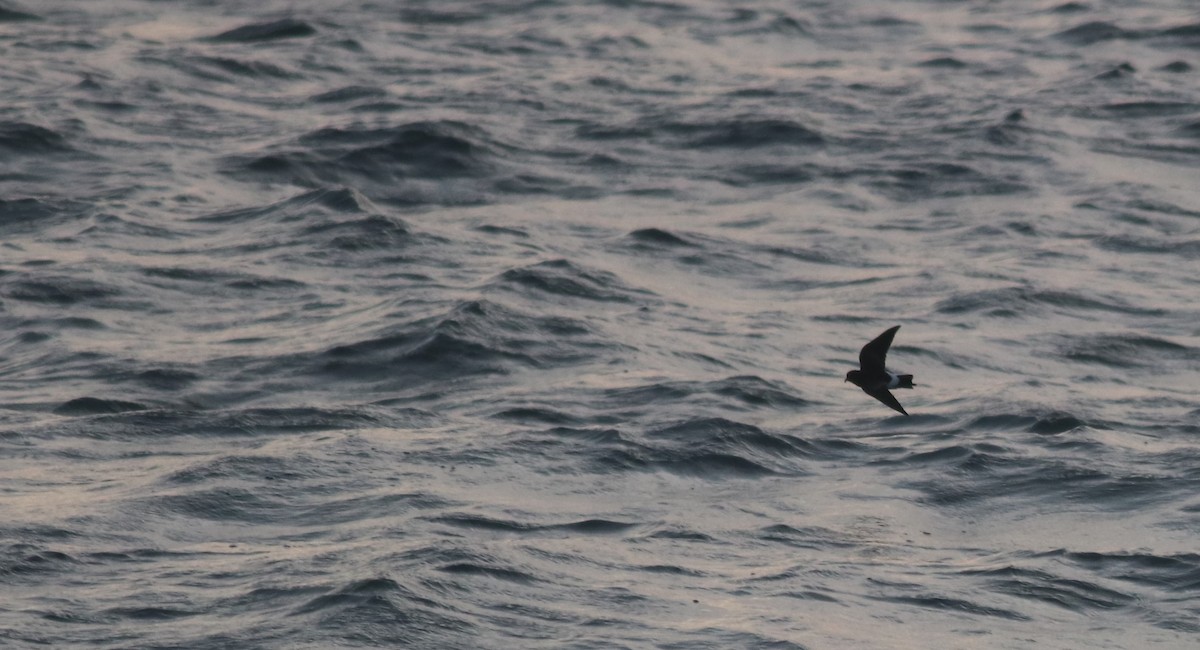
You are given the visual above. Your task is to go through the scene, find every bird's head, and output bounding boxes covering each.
[844,370,860,385]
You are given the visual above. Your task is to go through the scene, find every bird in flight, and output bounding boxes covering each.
[844,325,914,416]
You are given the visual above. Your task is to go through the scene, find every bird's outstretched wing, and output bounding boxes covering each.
[864,386,908,416]
[859,325,900,373]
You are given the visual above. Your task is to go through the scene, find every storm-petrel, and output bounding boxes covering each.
[844,325,914,416]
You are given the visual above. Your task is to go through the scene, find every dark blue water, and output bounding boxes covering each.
[2,1,1199,648]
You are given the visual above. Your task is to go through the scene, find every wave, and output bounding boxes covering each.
[188,187,434,260]
[1094,234,1200,258]
[856,161,1030,201]
[628,416,819,476]
[0,274,125,307]
[616,226,841,272]
[312,298,612,383]
[666,117,825,149]
[0,1,37,22]
[138,483,449,529]
[621,227,697,250]
[867,593,1030,621]
[602,375,808,411]
[487,376,811,436]
[203,18,317,43]
[935,286,1162,317]
[162,454,303,485]
[430,513,638,535]
[488,258,653,303]
[221,121,516,204]
[190,54,300,80]
[904,446,1190,511]
[963,411,1092,435]
[53,397,148,416]
[0,121,74,154]
[504,416,819,478]
[289,575,475,646]
[193,187,376,224]
[299,213,414,252]
[0,544,80,581]
[1048,549,1200,595]
[964,563,1136,613]
[1055,19,1200,49]
[28,406,404,439]
[142,265,308,294]
[310,85,388,104]
[0,197,86,235]
[1055,21,1133,45]
[1056,333,1194,368]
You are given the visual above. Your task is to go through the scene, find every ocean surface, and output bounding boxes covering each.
[2,1,1199,648]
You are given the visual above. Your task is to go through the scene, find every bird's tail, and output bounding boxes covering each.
[897,375,914,389]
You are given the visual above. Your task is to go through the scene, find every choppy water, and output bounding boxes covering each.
[2,1,1199,648]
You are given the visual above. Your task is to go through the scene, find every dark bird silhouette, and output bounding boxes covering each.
[844,325,914,416]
